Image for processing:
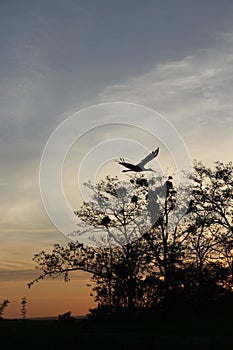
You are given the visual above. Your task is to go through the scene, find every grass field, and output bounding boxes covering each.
[1,316,233,349]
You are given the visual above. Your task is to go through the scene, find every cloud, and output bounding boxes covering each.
[99,32,233,163]
[0,269,90,282]
[0,269,39,282]
[0,232,65,273]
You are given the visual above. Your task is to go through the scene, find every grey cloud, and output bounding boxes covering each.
[0,269,89,282]
[99,33,233,163]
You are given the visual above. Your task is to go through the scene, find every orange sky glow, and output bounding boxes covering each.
[1,271,96,319]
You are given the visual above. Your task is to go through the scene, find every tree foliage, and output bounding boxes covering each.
[30,161,233,318]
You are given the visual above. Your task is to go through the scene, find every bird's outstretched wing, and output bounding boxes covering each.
[118,161,135,170]
[137,147,159,167]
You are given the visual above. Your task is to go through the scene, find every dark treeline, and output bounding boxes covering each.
[29,161,233,320]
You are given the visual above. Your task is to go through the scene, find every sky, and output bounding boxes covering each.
[0,0,233,318]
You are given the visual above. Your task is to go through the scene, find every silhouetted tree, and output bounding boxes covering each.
[0,299,10,319]
[182,161,233,310]
[29,174,167,316]
[20,297,27,319]
[29,162,233,318]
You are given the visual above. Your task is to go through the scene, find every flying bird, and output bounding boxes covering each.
[117,147,159,172]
